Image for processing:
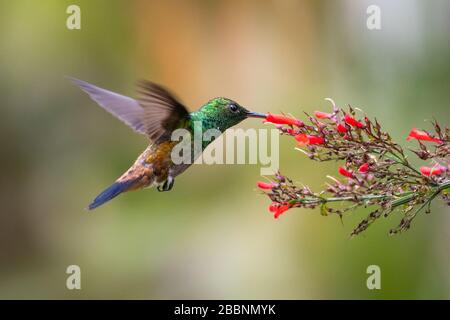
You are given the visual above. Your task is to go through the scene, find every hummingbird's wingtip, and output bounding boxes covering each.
[65,75,84,85]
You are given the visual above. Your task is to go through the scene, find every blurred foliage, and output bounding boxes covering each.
[0,0,449,299]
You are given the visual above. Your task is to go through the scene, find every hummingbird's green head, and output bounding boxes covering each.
[192,97,266,132]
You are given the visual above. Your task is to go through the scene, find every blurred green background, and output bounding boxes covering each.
[0,0,449,299]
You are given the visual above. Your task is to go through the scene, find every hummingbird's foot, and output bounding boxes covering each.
[157,176,174,192]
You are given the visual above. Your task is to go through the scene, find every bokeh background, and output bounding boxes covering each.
[0,0,449,299]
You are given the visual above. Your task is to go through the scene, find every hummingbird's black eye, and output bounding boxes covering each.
[229,104,239,113]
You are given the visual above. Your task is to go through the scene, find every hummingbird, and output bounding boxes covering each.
[69,77,266,210]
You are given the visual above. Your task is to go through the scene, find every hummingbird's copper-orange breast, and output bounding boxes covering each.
[144,141,179,183]
[116,140,185,192]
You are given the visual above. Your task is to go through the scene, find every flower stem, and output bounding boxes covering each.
[293,180,449,208]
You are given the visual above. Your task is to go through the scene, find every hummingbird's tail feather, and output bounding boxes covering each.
[88,180,136,210]
[87,160,155,210]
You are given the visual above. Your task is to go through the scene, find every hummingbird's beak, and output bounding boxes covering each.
[246,111,267,119]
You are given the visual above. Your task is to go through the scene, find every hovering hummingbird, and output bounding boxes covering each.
[69,78,266,210]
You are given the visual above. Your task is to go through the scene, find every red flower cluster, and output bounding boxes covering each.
[257,102,449,236]
[407,128,441,143]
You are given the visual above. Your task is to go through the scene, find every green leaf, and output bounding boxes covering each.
[320,203,329,216]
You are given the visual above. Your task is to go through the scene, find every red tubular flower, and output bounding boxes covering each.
[308,135,325,145]
[337,123,348,133]
[268,202,291,219]
[295,134,325,145]
[344,114,364,128]
[338,166,354,178]
[268,202,278,213]
[265,113,304,127]
[420,165,446,176]
[358,163,369,173]
[294,134,308,144]
[257,181,276,190]
[274,204,290,219]
[406,128,441,143]
[314,111,333,119]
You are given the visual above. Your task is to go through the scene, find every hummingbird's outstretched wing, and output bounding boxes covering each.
[69,77,189,141]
